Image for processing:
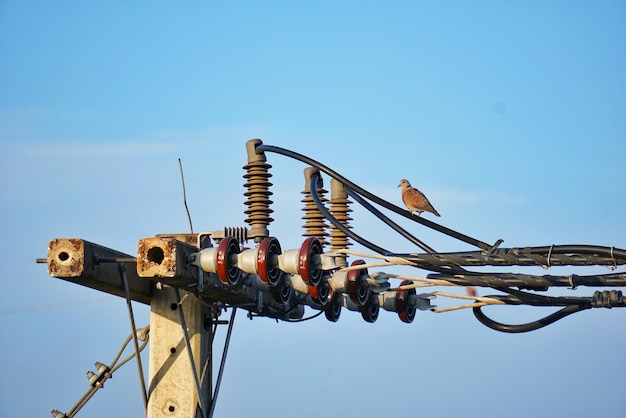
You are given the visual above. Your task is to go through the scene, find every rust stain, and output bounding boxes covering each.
[47,238,84,277]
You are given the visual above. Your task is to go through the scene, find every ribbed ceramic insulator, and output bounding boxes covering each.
[243,139,274,243]
[222,226,248,246]
[301,167,329,247]
[329,178,352,267]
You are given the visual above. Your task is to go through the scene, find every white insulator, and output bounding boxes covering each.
[289,275,309,294]
[276,238,323,286]
[277,248,300,274]
[189,237,243,285]
[190,247,219,272]
[327,270,348,293]
[320,253,340,270]
[278,249,323,274]
[237,248,259,275]
[191,247,239,273]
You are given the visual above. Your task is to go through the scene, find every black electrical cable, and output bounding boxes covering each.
[256,142,626,333]
[469,287,626,333]
[427,271,626,289]
[345,187,476,277]
[309,172,469,279]
[259,144,507,280]
[258,143,625,269]
[472,304,588,333]
[257,143,493,250]
[498,287,595,307]
[394,245,626,268]
[119,264,148,412]
[263,143,625,277]
[208,307,237,418]
[309,172,390,255]
[309,173,466,274]
[345,187,437,253]
[282,310,324,322]
[309,153,625,290]
[523,245,626,260]
[309,172,486,277]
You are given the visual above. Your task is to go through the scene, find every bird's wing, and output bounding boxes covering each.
[403,187,428,208]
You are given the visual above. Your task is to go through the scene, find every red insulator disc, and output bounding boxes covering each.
[216,236,241,286]
[309,279,330,306]
[257,237,282,286]
[397,280,417,323]
[347,259,371,306]
[298,237,323,286]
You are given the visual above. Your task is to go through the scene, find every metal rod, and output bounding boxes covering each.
[209,307,237,418]
[175,289,208,418]
[119,264,148,412]
[98,257,137,263]
[178,158,194,234]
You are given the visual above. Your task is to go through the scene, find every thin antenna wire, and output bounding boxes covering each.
[178,158,194,234]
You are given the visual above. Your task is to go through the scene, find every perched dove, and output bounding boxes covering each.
[398,179,441,217]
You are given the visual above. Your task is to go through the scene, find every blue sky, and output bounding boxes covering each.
[1,2,625,417]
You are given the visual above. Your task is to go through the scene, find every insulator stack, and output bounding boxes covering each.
[301,167,329,247]
[329,178,352,267]
[243,139,274,244]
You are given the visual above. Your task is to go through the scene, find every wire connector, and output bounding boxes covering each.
[591,290,624,308]
[87,361,111,388]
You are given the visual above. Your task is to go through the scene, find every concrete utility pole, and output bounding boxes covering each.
[147,287,210,418]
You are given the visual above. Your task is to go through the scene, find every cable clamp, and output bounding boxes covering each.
[484,239,504,256]
[546,244,554,268]
[568,274,577,290]
[608,246,617,271]
[591,290,624,308]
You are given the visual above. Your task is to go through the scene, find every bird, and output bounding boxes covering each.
[398,179,441,217]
